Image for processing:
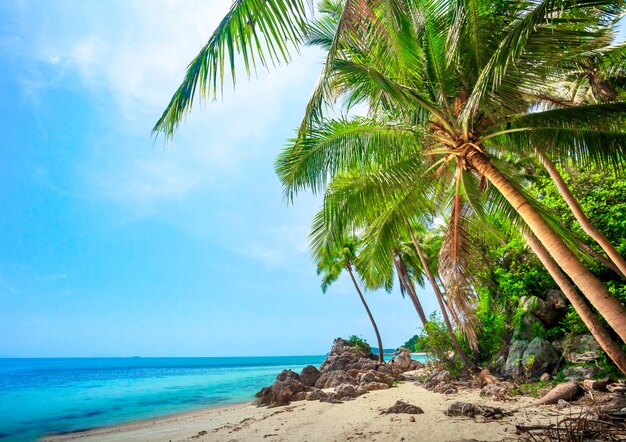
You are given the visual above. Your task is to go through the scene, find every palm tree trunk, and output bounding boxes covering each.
[346,264,384,363]
[524,231,626,375]
[393,256,428,325]
[539,152,626,278]
[406,226,477,371]
[467,150,626,343]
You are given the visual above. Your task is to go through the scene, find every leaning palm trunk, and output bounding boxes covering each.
[524,231,626,375]
[393,256,428,325]
[467,150,626,343]
[346,264,384,363]
[406,228,477,371]
[538,152,626,278]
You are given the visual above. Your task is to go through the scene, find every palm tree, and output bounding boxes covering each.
[314,233,384,363]
[272,0,626,345]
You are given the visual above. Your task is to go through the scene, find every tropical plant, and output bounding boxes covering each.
[314,233,384,363]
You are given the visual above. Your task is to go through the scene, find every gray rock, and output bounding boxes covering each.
[556,399,569,409]
[503,340,529,378]
[562,365,600,381]
[299,365,321,387]
[315,370,357,389]
[513,314,543,340]
[540,373,551,382]
[446,402,476,417]
[381,400,424,415]
[545,290,567,310]
[563,335,602,364]
[521,338,560,378]
[520,296,557,324]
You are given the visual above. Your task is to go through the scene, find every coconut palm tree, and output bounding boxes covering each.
[314,233,384,363]
[273,0,626,344]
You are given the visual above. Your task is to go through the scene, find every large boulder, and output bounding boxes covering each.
[299,365,321,387]
[520,296,558,324]
[503,340,529,378]
[276,369,300,382]
[521,338,560,378]
[335,383,360,398]
[255,377,306,407]
[319,338,378,373]
[394,347,413,371]
[563,335,602,364]
[315,370,357,389]
[512,314,543,340]
[357,369,395,387]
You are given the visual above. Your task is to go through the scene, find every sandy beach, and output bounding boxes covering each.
[43,381,581,442]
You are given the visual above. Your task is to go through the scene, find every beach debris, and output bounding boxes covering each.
[409,415,416,422]
[445,402,506,419]
[534,381,580,406]
[480,383,512,401]
[583,377,609,392]
[381,400,424,415]
[516,409,626,441]
[607,380,626,393]
[476,368,498,387]
[299,365,321,387]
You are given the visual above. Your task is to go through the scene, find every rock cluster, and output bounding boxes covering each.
[255,338,423,407]
[381,400,424,415]
[420,370,458,394]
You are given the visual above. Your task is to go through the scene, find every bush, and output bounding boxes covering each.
[348,335,371,356]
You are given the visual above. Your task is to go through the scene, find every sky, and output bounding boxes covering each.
[0,0,438,357]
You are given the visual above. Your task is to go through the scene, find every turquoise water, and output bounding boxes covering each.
[0,357,326,441]
[0,355,428,441]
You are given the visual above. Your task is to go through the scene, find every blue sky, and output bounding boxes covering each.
[0,0,438,357]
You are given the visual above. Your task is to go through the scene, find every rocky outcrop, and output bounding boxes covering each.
[394,347,413,371]
[381,400,424,414]
[421,370,457,394]
[315,370,357,389]
[254,376,306,407]
[502,338,559,379]
[299,365,321,387]
[561,334,602,364]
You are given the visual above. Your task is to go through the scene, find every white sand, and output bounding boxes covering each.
[42,382,579,442]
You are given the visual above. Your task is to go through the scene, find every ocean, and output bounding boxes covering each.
[0,355,428,441]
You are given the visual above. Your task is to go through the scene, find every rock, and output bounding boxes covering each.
[445,402,504,418]
[335,383,360,398]
[480,384,509,400]
[545,290,567,310]
[563,335,602,364]
[306,389,327,401]
[315,370,357,389]
[299,365,321,387]
[513,314,543,340]
[381,400,424,415]
[319,392,342,404]
[555,399,569,409]
[361,381,390,391]
[433,383,458,394]
[358,369,395,387]
[503,340,529,378]
[276,369,300,382]
[562,365,600,381]
[521,338,560,378]
[292,391,307,401]
[583,378,608,391]
[540,373,551,382]
[319,338,377,373]
[254,377,306,407]
[394,347,413,371]
[446,402,476,417]
[535,381,580,405]
[520,296,558,324]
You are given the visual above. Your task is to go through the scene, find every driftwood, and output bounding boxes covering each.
[516,410,626,441]
[534,381,581,406]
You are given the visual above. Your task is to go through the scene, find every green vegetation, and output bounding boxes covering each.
[347,335,371,356]
[158,0,626,377]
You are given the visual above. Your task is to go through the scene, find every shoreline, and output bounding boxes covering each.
[42,381,581,442]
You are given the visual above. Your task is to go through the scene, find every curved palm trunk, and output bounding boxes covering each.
[539,152,626,278]
[467,150,626,342]
[406,227,477,371]
[524,231,626,375]
[346,264,384,363]
[392,256,428,325]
